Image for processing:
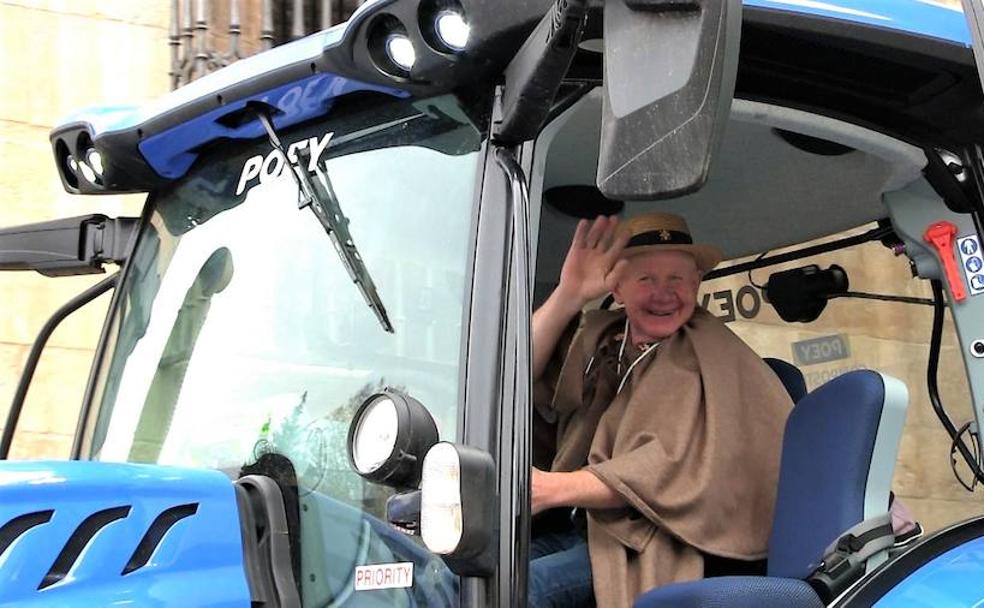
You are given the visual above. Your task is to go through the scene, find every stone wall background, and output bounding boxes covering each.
[0,0,169,458]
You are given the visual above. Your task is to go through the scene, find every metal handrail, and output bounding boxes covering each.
[0,274,118,459]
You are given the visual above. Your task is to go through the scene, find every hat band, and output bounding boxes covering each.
[627,229,694,248]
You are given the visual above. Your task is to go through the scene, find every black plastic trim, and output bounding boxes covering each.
[121,503,199,575]
[72,199,155,460]
[234,475,301,608]
[737,6,984,148]
[0,510,54,560]
[500,144,534,604]
[38,506,131,590]
[0,215,138,276]
[495,0,589,145]
[455,90,511,607]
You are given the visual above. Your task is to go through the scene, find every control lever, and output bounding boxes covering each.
[924,221,967,302]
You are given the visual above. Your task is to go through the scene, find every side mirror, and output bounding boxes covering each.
[597,0,741,200]
[0,214,138,276]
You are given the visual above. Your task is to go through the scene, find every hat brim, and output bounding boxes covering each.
[622,243,723,273]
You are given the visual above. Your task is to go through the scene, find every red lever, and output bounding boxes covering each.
[924,221,967,303]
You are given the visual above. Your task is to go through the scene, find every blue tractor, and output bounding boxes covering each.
[1,0,984,605]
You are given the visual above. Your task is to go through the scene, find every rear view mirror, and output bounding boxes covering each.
[597,0,741,200]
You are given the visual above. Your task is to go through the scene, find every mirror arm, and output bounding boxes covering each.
[0,214,139,277]
[493,0,588,146]
[0,272,119,459]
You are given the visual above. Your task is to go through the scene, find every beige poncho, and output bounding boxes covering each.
[538,308,792,607]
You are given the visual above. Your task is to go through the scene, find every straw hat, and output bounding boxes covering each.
[619,212,722,272]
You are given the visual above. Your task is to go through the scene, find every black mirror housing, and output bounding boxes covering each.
[597,0,741,200]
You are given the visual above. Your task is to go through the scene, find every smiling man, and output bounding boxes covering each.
[528,212,793,607]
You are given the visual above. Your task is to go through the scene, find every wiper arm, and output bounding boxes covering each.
[254,109,394,333]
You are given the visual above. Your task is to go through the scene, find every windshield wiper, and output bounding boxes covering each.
[254,108,394,333]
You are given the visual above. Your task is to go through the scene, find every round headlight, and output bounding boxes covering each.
[435,10,469,51]
[85,149,104,177]
[77,159,98,184]
[385,33,416,71]
[347,389,439,489]
[351,395,399,474]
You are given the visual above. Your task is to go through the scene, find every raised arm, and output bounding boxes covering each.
[532,216,628,380]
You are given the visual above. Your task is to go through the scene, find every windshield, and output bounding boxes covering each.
[85,91,484,605]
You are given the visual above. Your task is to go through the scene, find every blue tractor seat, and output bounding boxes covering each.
[634,369,909,608]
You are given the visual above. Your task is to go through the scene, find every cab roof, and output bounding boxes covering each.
[49,0,979,196]
[745,0,969,46]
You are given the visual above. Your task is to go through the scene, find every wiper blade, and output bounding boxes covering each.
[254,109,394,333]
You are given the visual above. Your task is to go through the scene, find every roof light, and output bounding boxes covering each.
[350,395,399,475]
[86,149,104,177]
[385,33,416,71]
[435,10,469,51]
[77,158,98,184]
[346,389,438,489]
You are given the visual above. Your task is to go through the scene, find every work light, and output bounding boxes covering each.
[347,389,438,489]
[435,10,469,51]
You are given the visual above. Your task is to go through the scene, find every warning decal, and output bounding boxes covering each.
[957,235,984,296]
[354,562,414,591]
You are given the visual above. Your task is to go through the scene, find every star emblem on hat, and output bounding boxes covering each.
[659,229,671,241]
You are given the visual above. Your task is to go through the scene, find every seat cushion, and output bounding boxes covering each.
[633,576,823,608]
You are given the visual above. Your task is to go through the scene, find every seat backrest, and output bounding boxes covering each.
[764,357,808,403]
[766,370,908,579]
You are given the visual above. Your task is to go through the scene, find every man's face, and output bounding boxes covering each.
[612,250,702,344]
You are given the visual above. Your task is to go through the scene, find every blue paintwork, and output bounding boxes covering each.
[57,27,346,135]
[874,536,984,607]
[0,461,250,607]
[138,72,408,179]
[54,0,970,142]
[744,0,971,46]
[55,18,408,180]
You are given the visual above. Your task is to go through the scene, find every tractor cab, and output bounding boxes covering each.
[2,0,984,606]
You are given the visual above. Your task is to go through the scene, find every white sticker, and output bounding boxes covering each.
[235,130,334,196]
[957,235,984,296]
[354,562,414,591]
